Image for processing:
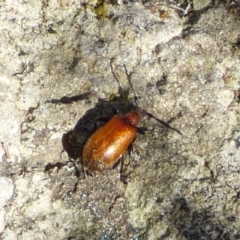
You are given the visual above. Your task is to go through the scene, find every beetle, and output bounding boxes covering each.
[82,59,182,172]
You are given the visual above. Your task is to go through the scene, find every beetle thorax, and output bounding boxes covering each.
[124,111,141,126]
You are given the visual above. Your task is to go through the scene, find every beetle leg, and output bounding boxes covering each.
[120,150,141,185]
[132,142,144,158]
[137,126,148,135]
[119,141,139,184]
[127,142,134,156]
[119,154,128,184]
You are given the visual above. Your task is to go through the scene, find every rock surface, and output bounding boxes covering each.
[1,0,240,239]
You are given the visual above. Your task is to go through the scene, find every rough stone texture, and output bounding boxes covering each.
[1,0,240,239]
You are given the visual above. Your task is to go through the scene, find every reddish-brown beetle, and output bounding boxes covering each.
[82,110,141,171]
[82,60,181,172]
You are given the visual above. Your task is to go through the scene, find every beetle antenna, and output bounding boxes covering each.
[110,58,127,99]
[123,64,138,106]
[110,58,121,88]
[145,111,182,135]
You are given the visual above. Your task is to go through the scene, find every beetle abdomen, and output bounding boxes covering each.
[82,115,137,171]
